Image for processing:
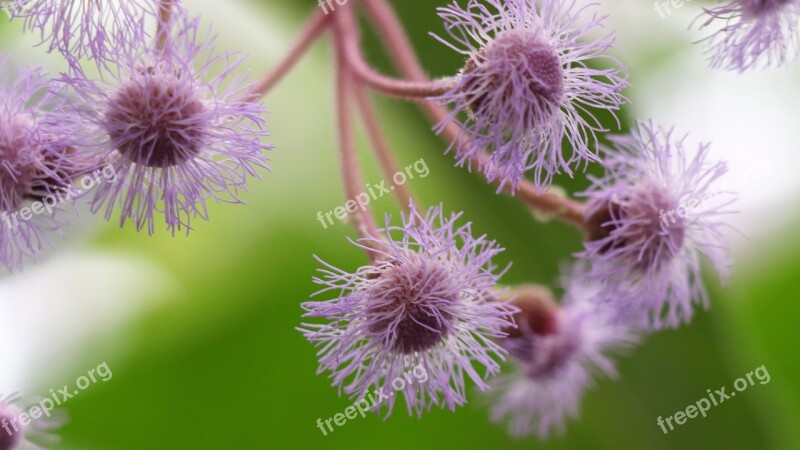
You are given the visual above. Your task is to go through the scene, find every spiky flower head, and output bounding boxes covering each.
[489,272,634,438]
[299,203,517,416]
[697,0,800,71]
[9,0,153,65]
[0,392,64,450]
[579,122,735,329]
[0,62,84,271]
[53,8,272,234]
[432,0,627,191]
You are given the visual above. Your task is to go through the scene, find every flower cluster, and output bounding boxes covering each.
[2,0,758,444]
[0,61,87,271]
[0,2,272,271]
[296,0,741,440]
[580,122,735,329]
[489,276,636,437]
[433,0,627,191]
[299,203,517,416]
[54,10,271,234]
[697,0,800,71]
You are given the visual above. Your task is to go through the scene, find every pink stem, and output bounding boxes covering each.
[362,0,587,233]
[333,10,383,258]
[155,0,175,50]
[338,6,452,100]
[249,9,332,99]
[362,0,428,81]
[354,86,414,211]
[347,54,452,99]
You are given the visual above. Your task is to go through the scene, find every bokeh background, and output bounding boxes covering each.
[1,0,799,449]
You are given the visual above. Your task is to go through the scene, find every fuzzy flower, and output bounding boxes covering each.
[0,62,84,271]
[697,0,800,71]
[579,122,735,329]
[52,8,271,235]
[299,203,517,416]
[9,0,153,64]
[488,275,634,438]
[432,0,627,191]
[0,392,64,449]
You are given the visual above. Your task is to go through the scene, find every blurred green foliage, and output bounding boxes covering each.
[1,1,798,449]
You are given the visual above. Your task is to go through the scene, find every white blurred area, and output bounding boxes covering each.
[0,0,291,394]
[596,0,800,256]
[0,251,180,390]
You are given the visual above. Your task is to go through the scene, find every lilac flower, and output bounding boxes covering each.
[560,263,646,329]
[299,203,517,416]
[0,62,84,271]
[489,276,634,438]
[53,9,272,235]
[432,0,627,191]
[0,392,64,449]
[697,0,800,71]
[9,0,153,64]
[580,122,735,329]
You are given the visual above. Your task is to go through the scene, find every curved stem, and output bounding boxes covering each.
[156,0,175,51]
[347,56,453,99]
[477,151,586,231]
[354,86,414,211]
[362,0,428,81]
[333,10,382,260]
[362,0,588,234]
[338,6,452,100]
[249,9,332,99]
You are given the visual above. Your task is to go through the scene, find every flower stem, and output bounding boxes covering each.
[354,86,414,211]
[249,9,332,99]
[346,53,453,99]
[333,9,382,260]
[338,6,452,99]
[156,0,175,50]
[362,0,428,81]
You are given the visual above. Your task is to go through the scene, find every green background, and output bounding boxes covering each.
[1,0,798,449]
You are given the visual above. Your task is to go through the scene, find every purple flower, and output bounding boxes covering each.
[10,0,153,64]
[0,62,84,271]
[697,0,800,71]
[0,392,64,449]
[299,203,517,416]
[560,262,646,329]
[580,122,735,329]
[432,0,627,191]
[489,277,634,438]
[53,9,272,235]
